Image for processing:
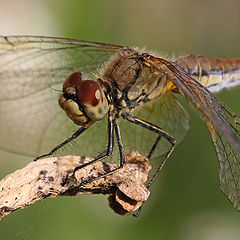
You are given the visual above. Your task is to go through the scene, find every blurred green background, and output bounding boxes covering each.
[1,0,240,239]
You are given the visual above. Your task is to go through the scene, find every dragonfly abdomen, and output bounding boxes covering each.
[175,54,240,92]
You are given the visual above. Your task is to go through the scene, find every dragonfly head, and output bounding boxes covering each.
[59,72,109,126]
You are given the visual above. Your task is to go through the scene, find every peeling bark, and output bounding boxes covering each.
[0,152,151,219]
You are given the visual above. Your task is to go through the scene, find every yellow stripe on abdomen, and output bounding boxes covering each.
[175,54,240,92]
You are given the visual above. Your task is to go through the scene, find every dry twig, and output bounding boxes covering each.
[0,152,151,219]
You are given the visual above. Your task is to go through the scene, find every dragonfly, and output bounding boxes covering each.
[0,36,240,215]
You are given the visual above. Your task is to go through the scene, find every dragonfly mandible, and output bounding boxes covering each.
[0,36,240,214]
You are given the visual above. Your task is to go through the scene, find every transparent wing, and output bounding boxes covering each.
[152,57,240,211]
[0,36,121,156]
[119,92,189,159]
[205,117,240,210]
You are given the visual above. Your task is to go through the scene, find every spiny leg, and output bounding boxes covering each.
[71,116,114,174]
[125,114,176,216]
[126,116,175,188]
[60,115,114,186]
[147,135,162,159]
[71,119,126,188]
[146,138,175,190]
[34,126,89,161]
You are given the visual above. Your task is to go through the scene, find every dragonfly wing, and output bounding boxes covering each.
[149,57,240,210]
[0,36,121,100]
[156,58,240,154]
[205,118,240,210]
[0,36,121,156]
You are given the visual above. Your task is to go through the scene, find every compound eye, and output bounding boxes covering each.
[76,80,102,106]
[63,72,82,93]
[76,80,109,121]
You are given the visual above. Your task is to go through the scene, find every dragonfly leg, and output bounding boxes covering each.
[95,118,115,159]
[125,114,176,216]
[71,117,115,174]
[147,135,162,159]
[68,119,126,187]
[34,126,89,161]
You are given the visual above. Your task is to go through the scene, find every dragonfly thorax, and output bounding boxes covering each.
[102,50,170,109]
[59,72,109,126]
